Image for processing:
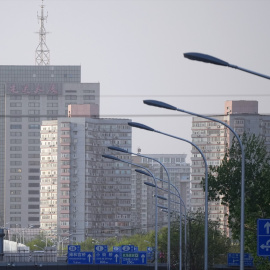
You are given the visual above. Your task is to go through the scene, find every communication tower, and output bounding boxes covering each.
[35,0,50,65]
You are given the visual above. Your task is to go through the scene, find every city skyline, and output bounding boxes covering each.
[1,0,270,161]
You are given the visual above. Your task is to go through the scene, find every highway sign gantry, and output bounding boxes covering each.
[257,219,270,256]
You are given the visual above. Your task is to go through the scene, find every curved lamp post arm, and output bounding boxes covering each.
[108,145,172,270]
[184,52,270,80]
[102,154,158,270]
[129,121,208,270]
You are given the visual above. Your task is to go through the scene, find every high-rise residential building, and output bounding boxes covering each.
[131,153,190,233]
[190,100,270,234]
[0,65,99,229]
[40,105,132,244]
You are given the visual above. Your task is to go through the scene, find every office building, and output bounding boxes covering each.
[0,65,99,229]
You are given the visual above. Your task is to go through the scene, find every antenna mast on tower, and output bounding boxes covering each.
[35,0,50,65]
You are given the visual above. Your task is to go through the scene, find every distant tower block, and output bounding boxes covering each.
[35,0,50,65]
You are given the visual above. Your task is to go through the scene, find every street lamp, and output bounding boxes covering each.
[128,121,209,270]
[102,154,159,270]
[183,52,270,80]
[108,145,172,270]
[142,99,245,270]
[137,168,187,270]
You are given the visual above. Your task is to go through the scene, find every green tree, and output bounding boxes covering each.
[207,133,270,269]
[155,211,231,270]
[25,233,54,251]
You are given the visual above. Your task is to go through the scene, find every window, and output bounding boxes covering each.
[28,117,40,122]
[65,95,77,100]
[10,139,22,144]
[10,132,22,136]
[47,95,58,100]
[28,110,40,115]
[28,102,40,107]
[28,146,39,151]
[10,190,21,195]
[28,168,40,173]
[10,102,22,107]
[10,168,22,173]
[47,110,58,115]
[10,154,22,158]
[28,198,39,202]
[28,132,40,136]
[28,139,40,144]
[10,95,22,100]
[10,175,22,180]
[47,103,58,107]
[28,96,40,100]
[29,124,40,129]
[10,117,22,122]
[83,95,95,100]
[28,205,39,209]
[29,176,39,180]
[10,110,22,115]
[10,124,22,129]
[10,161,22,166]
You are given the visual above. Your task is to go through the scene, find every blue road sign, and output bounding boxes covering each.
[113,246,121,252]
[68,252,93,264]
[95,245,108,252]
[134,246,139,251]
[68,245,80,253]
[122,252,147,265]
[257,219,270,256]
[95,252,121,264]
[121,245,135,252]
[227,253,253,267]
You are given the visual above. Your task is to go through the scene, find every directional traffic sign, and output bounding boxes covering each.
[68,245,80,253]
[68,252,93,264]
[113,246,121,252]
[95,245,108,252]
[121,245,135,252]
[257,219,270,256]
[121,252,147,265]
[95,252,120,264]
[227,253,253,267]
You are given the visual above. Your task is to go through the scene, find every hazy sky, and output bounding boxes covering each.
[1,0,270,162]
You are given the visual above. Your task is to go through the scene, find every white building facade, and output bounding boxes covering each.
[40,115,132,244]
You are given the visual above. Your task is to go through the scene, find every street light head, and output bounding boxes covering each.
[153,194,167,201]
[102,154,120,162]
[128,122,155,132]
[143,100,177,111]
[108,146,129,154]
[183,52,229,67]
[135,169,151,177]
[144,181,156,188]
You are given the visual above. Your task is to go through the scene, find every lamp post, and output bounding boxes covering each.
[183,52,270,80]
[108,145,172,270]
[102,154,159,270]
[128,121,209,270]
[136,168,187,270]
[142,100,245,270]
